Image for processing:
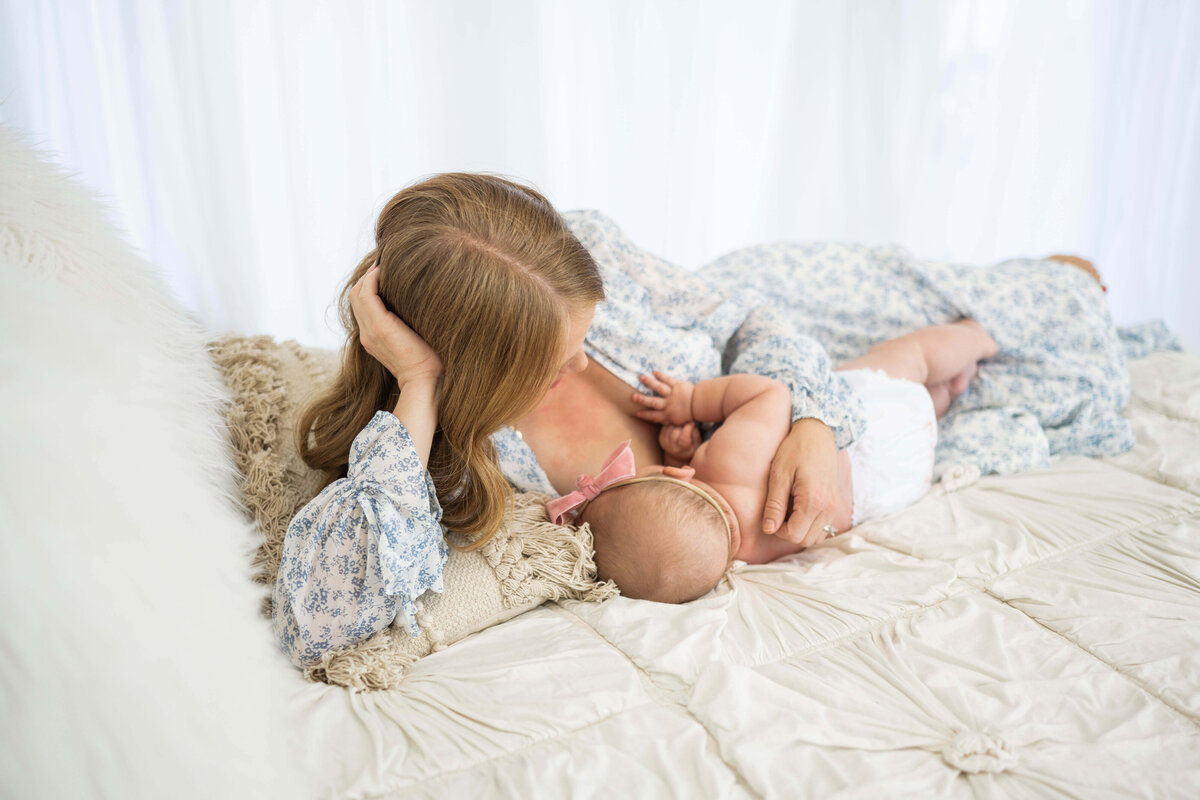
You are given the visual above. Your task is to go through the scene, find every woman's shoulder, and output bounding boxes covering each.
[562,209,720,315]
[559,209,620,241]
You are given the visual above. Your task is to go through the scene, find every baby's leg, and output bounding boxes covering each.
[838,320,997,415]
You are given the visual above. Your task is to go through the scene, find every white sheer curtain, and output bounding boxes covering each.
[2,0,1197,350]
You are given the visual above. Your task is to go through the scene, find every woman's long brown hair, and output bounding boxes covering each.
[296,173,604,548]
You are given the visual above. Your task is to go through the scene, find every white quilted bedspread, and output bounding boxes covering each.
[287,350,1200,799]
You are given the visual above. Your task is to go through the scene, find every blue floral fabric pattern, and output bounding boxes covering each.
[564,210,866,449]
[697,241,1140,478]
[1117,319,1183,360]
[272,411,447,668]
[492,425,558,495]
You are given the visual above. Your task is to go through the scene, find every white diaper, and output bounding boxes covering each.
[839,368,937,526]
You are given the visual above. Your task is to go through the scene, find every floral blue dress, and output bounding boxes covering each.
[272,209,1167,669]
[695,239,1157,477]
[272,412,448,669]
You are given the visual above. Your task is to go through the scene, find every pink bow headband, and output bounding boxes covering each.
[543,443,734,561]
[545,441,637,525]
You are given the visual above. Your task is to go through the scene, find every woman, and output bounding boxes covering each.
[273,175,855,668]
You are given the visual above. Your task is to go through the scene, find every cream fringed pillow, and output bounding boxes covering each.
[313,500,617,691]
[207,334,617,691]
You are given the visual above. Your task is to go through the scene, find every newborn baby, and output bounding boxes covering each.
[549,319,997,604]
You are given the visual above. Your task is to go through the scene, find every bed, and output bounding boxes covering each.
[281,347,1199,798]
[3,127,1198,799]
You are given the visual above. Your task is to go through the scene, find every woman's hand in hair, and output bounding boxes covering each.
[349,264,443,386]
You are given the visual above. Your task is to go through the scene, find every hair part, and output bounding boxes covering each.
[296,173,604,549]
[584,481,729,604]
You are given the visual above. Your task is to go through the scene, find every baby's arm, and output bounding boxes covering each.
[691,375,851,544]
[689,374,791,427]
[634,371,788,427]
[688,376,795,487]
[633,372,793,480]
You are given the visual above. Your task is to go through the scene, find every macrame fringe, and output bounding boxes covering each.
[304,626,418,692]
[481,493,619,606]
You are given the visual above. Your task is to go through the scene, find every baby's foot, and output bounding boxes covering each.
[949,361,978,397]
[929,363,978,418]
[954,318,998,360]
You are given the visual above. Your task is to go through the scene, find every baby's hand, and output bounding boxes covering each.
[659,422,700,462]
[631,370,695,426]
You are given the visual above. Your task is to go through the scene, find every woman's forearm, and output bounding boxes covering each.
[274,409,448,668]
[391,378,441,469]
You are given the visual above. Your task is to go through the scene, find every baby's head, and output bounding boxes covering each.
[579,475,732,604]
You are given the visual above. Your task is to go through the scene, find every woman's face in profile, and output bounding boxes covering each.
[549,304,596,389]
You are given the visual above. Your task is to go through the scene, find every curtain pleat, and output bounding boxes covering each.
[1,0,1196,350]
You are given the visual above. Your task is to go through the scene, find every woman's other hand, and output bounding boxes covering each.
[762,417,839,547]
[349,264,443,385]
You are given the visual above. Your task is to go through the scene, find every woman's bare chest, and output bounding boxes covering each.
[515,359,662,496]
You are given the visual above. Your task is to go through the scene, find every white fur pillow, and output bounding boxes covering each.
[0,127,310,799]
